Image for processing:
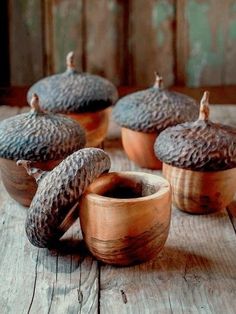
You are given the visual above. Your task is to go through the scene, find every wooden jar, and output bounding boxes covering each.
[163,164,236,214]
[27,52,118,147]
[0,158,60,208]
[80,171,171,266]
[155,91,236,214]
[113,75,198,169]
[121,128,162,169]
[67,109,110,148]
[0,94,86,207]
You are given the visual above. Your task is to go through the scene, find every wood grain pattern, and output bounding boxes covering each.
[163,164,236,214]
[9,0,44,85]
[128,0,175,86]
[0,105,236,313]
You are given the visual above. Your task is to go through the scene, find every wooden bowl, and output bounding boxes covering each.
[0,158,61,207]
[163,163,236,214]
[121,128,162,169]
[80,171,171,266]
[67,108,110,147]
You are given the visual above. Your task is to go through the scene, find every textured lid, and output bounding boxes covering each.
[155,92,236,171]
[0,94,86,161]
[27,52,118,113]
[18,148,111,248]
[112,74,199,133]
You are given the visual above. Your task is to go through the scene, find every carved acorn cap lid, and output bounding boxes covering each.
[0,94,86,161]
[27,52,118,114]
[155,91,236,171]
[18,148,111,248]
[112,73,199,133]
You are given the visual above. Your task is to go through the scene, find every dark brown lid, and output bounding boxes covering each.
[0,94,86,161]
[112,74,199,133]
[27,52,118,114]
[19,148,111,248]
[155,92,236,171]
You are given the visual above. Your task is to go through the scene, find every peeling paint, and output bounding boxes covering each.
[152,0,174,46]
[186,0,224,86]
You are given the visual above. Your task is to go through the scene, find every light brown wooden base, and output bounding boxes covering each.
[0,158,61,207]
[80,171,171,266]
[67,108,110,147]
[163,163,236,214]
[121,128,162,169]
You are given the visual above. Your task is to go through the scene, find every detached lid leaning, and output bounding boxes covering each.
[27,52,118,114]
[155,91,236,171]
[0,94,86,161]
[112,74,199,133]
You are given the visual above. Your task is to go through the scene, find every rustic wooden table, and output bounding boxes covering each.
[0,105,236,314]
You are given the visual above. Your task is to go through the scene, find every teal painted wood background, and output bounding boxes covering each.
[8,0,236,87]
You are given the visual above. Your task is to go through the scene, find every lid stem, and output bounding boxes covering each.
[154,72,163,89]
[30,94,43,113]
[198,91,210,121]
[66,51,75,70]
[17,160,47,184]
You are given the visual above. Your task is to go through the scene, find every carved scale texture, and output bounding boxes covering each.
[0,111,86,161]
[25,148,111,248]
[112,87,199,133]
[27,70,118,113]
[155,120,236,171]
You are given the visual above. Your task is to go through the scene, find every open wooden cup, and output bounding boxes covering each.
[80,171,171,266]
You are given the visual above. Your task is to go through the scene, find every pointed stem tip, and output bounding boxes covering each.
[30,93,42,113]
[154,72,163,88]
[17,160,46,184]
[198,91,210,121]
[66,51,75,70]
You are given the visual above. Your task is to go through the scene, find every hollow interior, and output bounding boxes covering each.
[92,173,161,199]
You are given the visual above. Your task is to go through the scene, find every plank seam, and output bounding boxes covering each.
[27,250,39,314]
[226,206,236,235]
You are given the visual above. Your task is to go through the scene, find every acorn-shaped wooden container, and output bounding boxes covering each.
[0,94,86,207]
[21,149,171,266]
[112,74,199,169]
[27,52,118,147]
[155,91,236,214]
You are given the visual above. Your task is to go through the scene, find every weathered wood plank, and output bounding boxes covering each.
[224,0,236,85]
[85,0,124,85]
[128,0,175,87]
[227,201,236,234]
[177,0,236,87]
[52,0,84,73]
[0,105,20,120]
[0,0,10,86]
[0,105,236,314]
[9,0,44,85]
[99,208,236,314]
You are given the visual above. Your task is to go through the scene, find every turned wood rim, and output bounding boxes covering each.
[163,163,236,175]
[83,171,170,203]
